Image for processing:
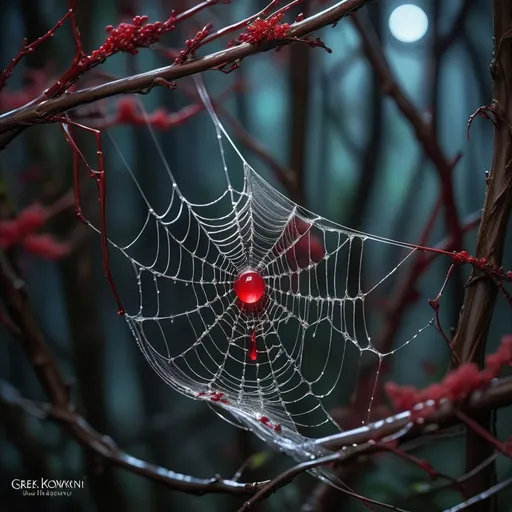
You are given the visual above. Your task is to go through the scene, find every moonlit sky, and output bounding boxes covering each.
[389,4,429,43]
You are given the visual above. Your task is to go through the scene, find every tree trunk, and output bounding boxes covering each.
[451,1,512,509]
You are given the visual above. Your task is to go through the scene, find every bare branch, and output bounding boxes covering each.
[443,475,512,512]
[0,380,266,496]
[237,450,409,512]
[0,257,266,496]
[312,375,512,452]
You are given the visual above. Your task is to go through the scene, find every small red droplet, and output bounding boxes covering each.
[249,329,257,361]
[233,270,265,304]
[210,391,224,402]
[259,416,271,426]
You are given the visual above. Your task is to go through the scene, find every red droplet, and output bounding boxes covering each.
[259,415,271,426]
[249,329,257,361]
[210,392,224,402]
[233,270,265,304]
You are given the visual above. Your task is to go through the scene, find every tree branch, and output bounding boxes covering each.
[0,0,376,143]
[238,374,512,510]
[311,375,512,451]
[351,12,463,249]
[0,379,266,496]
[443,475,512,512]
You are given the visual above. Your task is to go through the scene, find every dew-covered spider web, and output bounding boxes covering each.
[68,77,439,485]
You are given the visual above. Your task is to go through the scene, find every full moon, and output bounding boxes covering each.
[389,4,429,43]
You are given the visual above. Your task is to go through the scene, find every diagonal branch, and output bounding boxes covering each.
[443,475,512,512]
[0,0,376,140]
[0,256,266,497]
[449,1,512,507]
[238,450,409,512]
[0,380,266,496]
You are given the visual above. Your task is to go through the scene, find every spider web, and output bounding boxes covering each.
[76,78,436,479]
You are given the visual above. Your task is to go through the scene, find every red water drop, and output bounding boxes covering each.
[233,269,265,304]
[249,329,257,361]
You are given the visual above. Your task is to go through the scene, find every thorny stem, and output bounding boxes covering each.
[0,6,74,90]
[58,118,124,315]
[429,264,459,362]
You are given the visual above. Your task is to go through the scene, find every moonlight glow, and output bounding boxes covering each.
[389,4,428,43]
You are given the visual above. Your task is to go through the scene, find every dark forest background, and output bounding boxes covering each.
[1,1,511,511]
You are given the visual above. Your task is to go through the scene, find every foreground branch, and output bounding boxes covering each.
[0,258,265,496]
[0,0,375,141]
[450,0,512,507]
[312,375,512,451]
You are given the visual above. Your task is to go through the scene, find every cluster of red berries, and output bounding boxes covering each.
[234,13,290,45]
[82,14,176,67]
[174,24,212,65]
[452,250,512,281]
[0,204,70,259]
[386,335,512,419]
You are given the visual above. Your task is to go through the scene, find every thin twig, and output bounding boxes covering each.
[443,475,512,512]
[455,410,512,458]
